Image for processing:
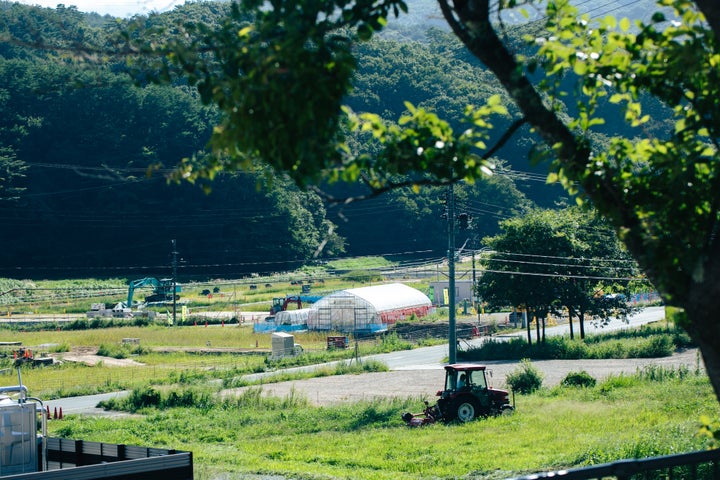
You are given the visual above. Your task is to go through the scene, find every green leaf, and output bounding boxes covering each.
[357,23,373,41]
[651,12,666,23]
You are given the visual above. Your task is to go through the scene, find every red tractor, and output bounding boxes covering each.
[402,364,514,425]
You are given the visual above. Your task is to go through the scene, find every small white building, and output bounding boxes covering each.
[270,332,302,358]
[428,280,474,306]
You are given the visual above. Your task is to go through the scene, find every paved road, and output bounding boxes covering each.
[51,307,668,413]
[369,306,666,370]
[46,391,131,417]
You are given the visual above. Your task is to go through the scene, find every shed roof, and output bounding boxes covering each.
[342,283,431,312]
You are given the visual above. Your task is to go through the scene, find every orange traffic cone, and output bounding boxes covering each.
[221,320,224,327]
[46,406,50,419]
[58,408,63,420]
[205,321,208,328]
[53,407,57,419]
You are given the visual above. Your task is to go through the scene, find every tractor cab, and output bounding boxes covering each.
[443,365,489,393]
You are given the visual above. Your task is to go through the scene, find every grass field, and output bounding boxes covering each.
[0,324,410,398]
[2,276,713,479]
[48,367,717,480]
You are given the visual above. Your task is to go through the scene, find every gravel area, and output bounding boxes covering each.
[223,348,703,406]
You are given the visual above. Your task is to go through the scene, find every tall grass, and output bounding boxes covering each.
[52,367,716,480]
[462,325,691,361]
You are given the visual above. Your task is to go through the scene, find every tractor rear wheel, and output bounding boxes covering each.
[451,398,480,422]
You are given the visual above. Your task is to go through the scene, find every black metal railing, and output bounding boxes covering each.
[508,449,720,480]
[6,438,194,480]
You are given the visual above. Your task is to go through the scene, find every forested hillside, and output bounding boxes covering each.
[0,1,660,278]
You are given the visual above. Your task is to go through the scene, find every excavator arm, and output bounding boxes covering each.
[126,278,161,307]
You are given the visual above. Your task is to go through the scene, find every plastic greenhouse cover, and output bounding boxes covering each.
[341,283,431,313]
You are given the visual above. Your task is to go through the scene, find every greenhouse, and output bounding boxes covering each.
[308,283,432,334]
[253,308,312,333]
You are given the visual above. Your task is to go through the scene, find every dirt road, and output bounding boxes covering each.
[224,348,703,406]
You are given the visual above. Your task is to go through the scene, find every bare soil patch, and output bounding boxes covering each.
[57,346,144,367]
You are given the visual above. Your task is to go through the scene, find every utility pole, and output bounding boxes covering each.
[472,248,476,312]
[171,239,178,326]
[447,184,457,364]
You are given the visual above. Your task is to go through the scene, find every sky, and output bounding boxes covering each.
[14,0,192,17]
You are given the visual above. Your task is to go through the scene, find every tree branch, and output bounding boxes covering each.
[482,117,527,160]
[438,0,587,170]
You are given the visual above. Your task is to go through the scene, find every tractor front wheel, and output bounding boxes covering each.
[451,398,480,422]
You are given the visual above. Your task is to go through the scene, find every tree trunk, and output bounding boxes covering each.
[695,0,720,40]
[685,266,720,401]
[526,309,532,346]
[578,309,586,339]
[567,305,575,340]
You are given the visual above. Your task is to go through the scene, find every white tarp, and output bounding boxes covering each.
[274,308,313,326]
[342,283,431,312]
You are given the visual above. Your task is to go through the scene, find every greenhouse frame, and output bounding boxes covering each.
[308,283,432,334]
[253,308,312,333]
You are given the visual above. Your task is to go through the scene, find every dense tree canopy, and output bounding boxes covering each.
[0,2,547,277]
[477,207,641,342]
[0,3,349,278]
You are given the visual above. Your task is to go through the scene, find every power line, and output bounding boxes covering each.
[482,256,638,273]
[480,267,645,282]
[487,250,636,265]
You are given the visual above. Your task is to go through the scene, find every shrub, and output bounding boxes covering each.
[97,342,148,359]
[63,319,89,330]
[506,359,543,394]
[563,340,590,359]
[377,332,412,352]
[48,343,70,353]
[598,374,639,394]
[561,370,596,388]
[640,335,675,357]
[97,343,127,359]
[127,386,162,410]
[165,388,215,410]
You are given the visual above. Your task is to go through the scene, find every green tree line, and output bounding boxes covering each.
[0,1,557,278]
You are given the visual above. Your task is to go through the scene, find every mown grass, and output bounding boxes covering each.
[50,367,717,480]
